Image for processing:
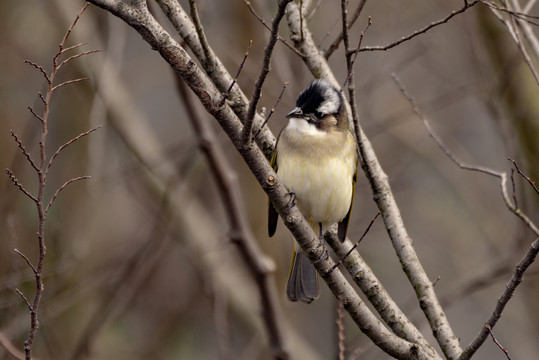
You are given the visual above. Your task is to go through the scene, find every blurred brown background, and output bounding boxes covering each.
[1,0,538,359]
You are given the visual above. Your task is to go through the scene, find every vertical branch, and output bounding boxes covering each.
[5,4,98,359]
[241,0,292,144]
[336,1,462,358]
[325,0,368,59]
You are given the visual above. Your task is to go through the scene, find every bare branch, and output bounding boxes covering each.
[57,49,102,70]
[484,324,512,360]
[46,126,102,177]
[27,106,45,123]
[510,168,519,210]
[15,289,32,312]
[342,16,372,88]
[254,81,289,137]
[459,237,539,359]
[10,130,40,172]
[242,0,293,144]
[61,42,88,53]
[482,0,539,26]
[14,248,37,275]
[325,0,368,59]
[352,0,480,54]
[56,3,90,57]
[324,230,440,357]
[0,331,29,360]
[38,92,46,105]
[393,74,539,237]
[5,169,38,203]
[155,0,276,158]
[508,158,539,197]
[188,0,214,69]
[392,73,503,178]
[45,176,91,216]
[218,40,252,107]
[24,60,51,84]
[327,212,379,273]
[51,77,90,92]
[242,0,303,57]
[484,0,539,86]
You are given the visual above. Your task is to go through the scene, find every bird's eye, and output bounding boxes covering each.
[314,111,323,119]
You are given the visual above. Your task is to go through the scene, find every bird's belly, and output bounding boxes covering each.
[278,155,353,226]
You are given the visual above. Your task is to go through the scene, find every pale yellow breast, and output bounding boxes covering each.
[276,127,357,228]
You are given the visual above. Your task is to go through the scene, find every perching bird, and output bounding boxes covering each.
[268,79,358,304]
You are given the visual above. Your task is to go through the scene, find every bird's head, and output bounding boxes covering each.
[286,79,344,131]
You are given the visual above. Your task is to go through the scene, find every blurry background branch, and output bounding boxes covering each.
[4,5,99,359]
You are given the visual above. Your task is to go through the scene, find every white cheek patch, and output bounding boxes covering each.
[287,118,324,136]
[316,86,340,115]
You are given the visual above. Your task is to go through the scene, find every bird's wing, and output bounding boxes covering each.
[268,146,279,237]
[337,167,357,242]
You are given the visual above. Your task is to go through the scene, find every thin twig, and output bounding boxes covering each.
[393,73,539,237]
[328,212,380,273]
[325,0,368,59]
[38,93,46,105]
[484,324,512,360]
[458,237,539,359]
[189,0,214,69]
[306,0,322,21]
[342,17,372,88]
[351,0,480,54]
[242,0,303,57]
[0,331,31,360]
[23,60,51,84]
[15,289,32,311]
[55,3,89,62]
[9,130,39,172]
[219,40,252,107]
[51,77,90,92]
[242,0,293,145]
[254,81,289,137]
[482,0,539,25]
[5,169,38,203]
[510,168,519,210]
[508,158,539,197]
[392,73,503,178]
[27,106,45,123]
[484,0,539,86]
[14,249,37,275]
[46,126,102,177]
[44,176,91,216]
[57,49,102,70]
[61,42,88,53]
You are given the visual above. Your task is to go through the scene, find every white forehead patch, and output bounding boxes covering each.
[315,81,341,115]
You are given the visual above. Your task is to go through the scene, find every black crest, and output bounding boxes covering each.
[295,79,343,118]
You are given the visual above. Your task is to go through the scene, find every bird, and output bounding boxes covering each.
[268,79,358,304]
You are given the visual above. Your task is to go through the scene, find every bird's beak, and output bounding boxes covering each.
[286,107,303,118]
